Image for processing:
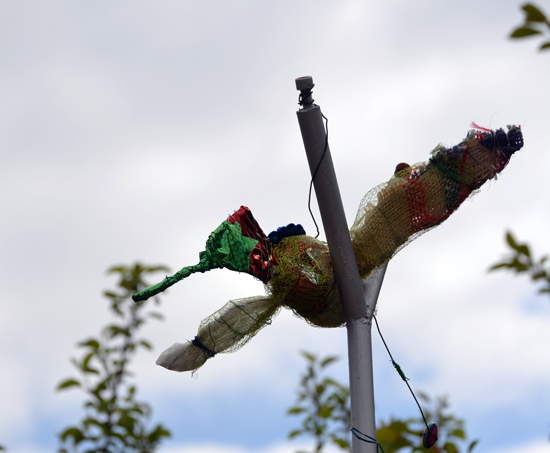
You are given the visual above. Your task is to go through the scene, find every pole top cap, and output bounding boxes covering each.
[295,76,314,91]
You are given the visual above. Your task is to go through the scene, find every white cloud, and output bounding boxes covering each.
[1,1,549,452]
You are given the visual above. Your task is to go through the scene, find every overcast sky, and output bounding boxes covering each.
[1,1,550,452]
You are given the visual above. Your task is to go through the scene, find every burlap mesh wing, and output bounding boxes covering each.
[350,126,523,278]
[156,295,280,373]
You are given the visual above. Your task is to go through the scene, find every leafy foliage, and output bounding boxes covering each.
[490,232,550,297]
[491,232,550,438]
[510,3,550,51]
[288,353,477,453]
[56,263,171,453]
[287,352,352,452]
[377,393,478,453]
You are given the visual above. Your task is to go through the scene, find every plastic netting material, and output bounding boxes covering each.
[156,296,280,372]
[269,235,344,328]
[351,125,523,276]
[149,125,523,373]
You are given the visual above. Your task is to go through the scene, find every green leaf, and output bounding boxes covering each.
[82,418,103,429]
[443,441,459,452]
[320,356,338,368]
[288,407,305,414]
[319,405,333,418]
[107,266,126,274]
[78,339,100,350]
[81,351,99,374]
[117,414,136,430]
[148,425,171,443]
[315,384,326,396]
[57,379,81,390]
[540,41,550,50]
[468,439,479,452]
[522,4,548,23]
[506,232,518,249]
[450,428,465,439]
[510,26,543,38]
[376,427,413,451]
[331,437,349,449]
[288,429,303,439]
[143,265,170,274]
[517,244,531,258]
[109,325,130,338]
[489,262,512,271]
[139,340,152,350]
[130,406,145,415]
[60,427,85,443]
[506,258,528,273]
[323,377,339,387]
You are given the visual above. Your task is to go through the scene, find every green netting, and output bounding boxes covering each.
[133,220,257,302]
[268,235,344,327]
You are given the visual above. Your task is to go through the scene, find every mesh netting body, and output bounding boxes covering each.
[268,235,345,327]
[165,296,280,372]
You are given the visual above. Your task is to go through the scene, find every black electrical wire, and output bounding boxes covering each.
[307,113,329,239]
[373,315,429,430]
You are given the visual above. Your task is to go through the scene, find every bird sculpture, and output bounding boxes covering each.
[133,125,523,373]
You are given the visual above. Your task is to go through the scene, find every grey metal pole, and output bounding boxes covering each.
[295,76,382,453]
[362,266,387,319]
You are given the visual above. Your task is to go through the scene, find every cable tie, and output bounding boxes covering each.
[191,336,216,358]
[351,428,385,453]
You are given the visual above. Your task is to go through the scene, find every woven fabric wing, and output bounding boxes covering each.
[350,125,523,277]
